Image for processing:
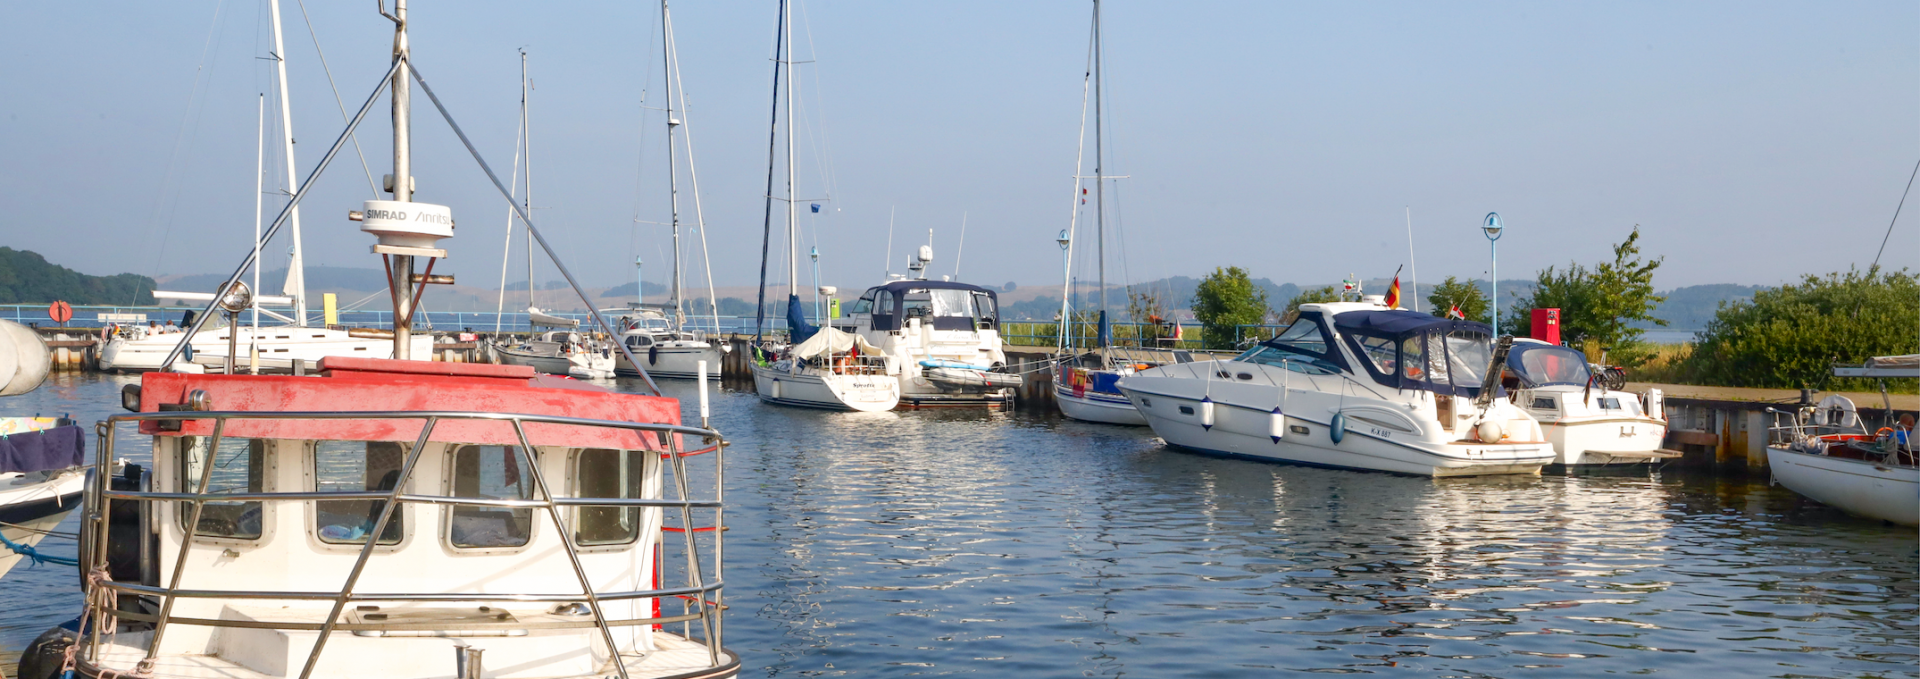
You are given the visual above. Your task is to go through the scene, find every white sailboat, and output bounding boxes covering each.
[1766,357,1919,525]
[1120,300,1556,477]
[749,0,899,412]
[1053,0,1157,425]
[616,2,725,381]
[100,0,435,374]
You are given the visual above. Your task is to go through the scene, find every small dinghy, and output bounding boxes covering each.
[921,360,1024,390]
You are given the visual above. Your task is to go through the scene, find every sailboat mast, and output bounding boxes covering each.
[268,0,308,325]
[663,0,685,326]
[783,0,797,296]
[252,94,265,333]
[1092,0,1107,342]
[388,0,414,359]
[522,52,535,314]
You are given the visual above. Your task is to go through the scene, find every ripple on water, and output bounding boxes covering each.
[3,374,1915,678]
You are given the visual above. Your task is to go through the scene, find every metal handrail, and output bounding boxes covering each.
[87,407,727,679]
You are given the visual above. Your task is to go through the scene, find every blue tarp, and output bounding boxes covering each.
[786,294,818,344]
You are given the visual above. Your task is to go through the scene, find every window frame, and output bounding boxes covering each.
[173,435,274,545]
[440,443,539,554]
[306,440,413,551]
[567,447,653,551]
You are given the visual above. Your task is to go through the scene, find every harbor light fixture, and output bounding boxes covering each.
[1482,212,1504,338]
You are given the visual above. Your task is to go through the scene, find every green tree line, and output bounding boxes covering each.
[0,248,156,306]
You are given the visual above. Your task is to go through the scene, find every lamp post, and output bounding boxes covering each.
[809,246,821,322]
[634,256,643,306]
[1057,229,1072,350]
[1482,212,1504,338]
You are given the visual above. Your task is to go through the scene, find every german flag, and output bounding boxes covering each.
[1383,270,1402,309]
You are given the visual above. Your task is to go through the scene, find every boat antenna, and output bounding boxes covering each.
[1405,206,1419,313]
[883,206,894,279]
[953,211,967,279]
[752,0,789,343]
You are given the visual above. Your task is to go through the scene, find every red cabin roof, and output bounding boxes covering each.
[137,357,680,450]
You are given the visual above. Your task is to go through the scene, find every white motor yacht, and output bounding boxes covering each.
[1119,302,1555,477]
[752,327,900,412]
[614,308,725,380]
[495,329,612,377]
[841,259,1024,408]
[1504,339,1677,467]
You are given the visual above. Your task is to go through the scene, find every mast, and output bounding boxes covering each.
[1092,0,1108,347]
[389,0,414,358]
[752,0,788,341]
[783,0,797,299]
[268,0,308,325]
[522,52,535,314]
[252,94,265,333]
[663,0,685,327]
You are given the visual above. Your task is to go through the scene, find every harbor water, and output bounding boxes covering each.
[3,373,1914,677]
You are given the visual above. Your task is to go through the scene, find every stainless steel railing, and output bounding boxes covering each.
[85,409,728,679]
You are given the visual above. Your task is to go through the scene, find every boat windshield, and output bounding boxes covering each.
[1507,343,1591,387]
[1235,316,1343,374]
[903,289,977,318]
[1332,310,1499,397]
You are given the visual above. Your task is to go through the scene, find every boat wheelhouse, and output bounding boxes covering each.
[841,278,1023,408]
[1504,339,1675,467]
[52,357,734,678]
[1119,302,1555,477]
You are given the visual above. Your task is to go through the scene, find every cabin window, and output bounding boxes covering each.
[1531,397,1557,410]
[313,441,407,545]
[573,449,647,546]
[448,445,533,549]
[177,437,266,540]
[971,291,998,327]
[1351,335,1398,375]
[1597,397,1622,411]
[849,293,874,316]
[625,335,653,348]
[1273,319,1327,354]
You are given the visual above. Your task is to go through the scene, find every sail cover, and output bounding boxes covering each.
[786,295,817,344]
[788,326,881,360]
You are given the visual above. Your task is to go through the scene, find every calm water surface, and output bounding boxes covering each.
[3,372,1914,677]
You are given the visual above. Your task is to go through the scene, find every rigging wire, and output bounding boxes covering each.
[1870,157,1920,270]
[293,0,380,196]
[136,0,231,306]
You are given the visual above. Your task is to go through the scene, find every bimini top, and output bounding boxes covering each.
[1329,309,1500,397]
[1505,340,1592,387]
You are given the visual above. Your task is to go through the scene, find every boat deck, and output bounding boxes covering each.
[82,634,737,679]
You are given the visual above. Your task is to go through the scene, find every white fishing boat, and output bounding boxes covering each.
[0,321,88,580]
[1119,301,1556,477]
[751,327,899,412]
[1504,339,1677,467]
[1764,357,1918,525]
[18,4,734,675]
[842,259,1023,409]
[615,308,724,380]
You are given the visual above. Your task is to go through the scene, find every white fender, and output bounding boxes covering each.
[0,320,51,397]
[1199,396,1215,429]
[1268,407,1285,443]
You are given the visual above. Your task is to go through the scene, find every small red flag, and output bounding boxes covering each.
[1448,304,1464,319]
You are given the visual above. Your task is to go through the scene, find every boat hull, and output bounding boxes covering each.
[1054,383,1146,425]
[616,344,725,379]
[1767,446,1919,525]
[752,363,900,412]
[1543,418,1672,466]
[101,329,434,373]
[495,347,574,375]
[0,471,85,578]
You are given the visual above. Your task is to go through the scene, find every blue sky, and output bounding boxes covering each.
[2,1,1914,295]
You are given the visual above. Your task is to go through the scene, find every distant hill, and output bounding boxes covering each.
[1643,284,1765,330]
[0,248,156,305]
[165,266,388,293]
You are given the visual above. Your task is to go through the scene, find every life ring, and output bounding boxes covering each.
[1877,427,1896,436]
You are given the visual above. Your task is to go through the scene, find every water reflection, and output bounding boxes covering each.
[2,375,1914,679]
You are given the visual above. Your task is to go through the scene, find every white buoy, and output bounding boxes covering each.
[1476,420,1505,443]
[1199,396,1215,430]
[0,320,51,396]
[1268,407,1285,443]
[771,378,781,400]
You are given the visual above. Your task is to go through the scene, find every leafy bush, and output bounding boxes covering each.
[1426,276,1489,323]
[1191,266,1271,349]
[1684,268,1919,389]
[1505,227,1666,363]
